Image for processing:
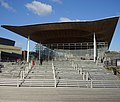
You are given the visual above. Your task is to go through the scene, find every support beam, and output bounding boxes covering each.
[0,51,1,61]
[94,33,97,62]
[39,43,41,61]
[48,47,50,61]
[27,36,30,63]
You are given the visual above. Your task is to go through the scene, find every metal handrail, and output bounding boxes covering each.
[52,60,57,87]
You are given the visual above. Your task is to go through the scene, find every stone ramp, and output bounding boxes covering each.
[0,87,120,102]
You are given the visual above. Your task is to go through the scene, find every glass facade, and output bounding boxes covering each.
[35,42,109,60]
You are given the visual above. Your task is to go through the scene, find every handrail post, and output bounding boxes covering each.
[83,72,85,80]
[52,60,56,87]
[23,71,25,79]
[80,68,82,75]
[91,79,93,88]
[86,72,89,81]
[54,78,56,88]
[17,78,19,87]
[29,63,31,69]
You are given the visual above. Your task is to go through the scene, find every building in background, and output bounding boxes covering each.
[1,17,119,62]
[0,37,22,61]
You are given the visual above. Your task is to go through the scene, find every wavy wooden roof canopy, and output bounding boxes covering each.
[1,17,119,47]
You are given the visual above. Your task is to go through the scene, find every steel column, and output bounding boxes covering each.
[39,43,41,60]
[94,33,97,62]
[27,36,30,63]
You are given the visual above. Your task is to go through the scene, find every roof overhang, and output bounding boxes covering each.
[1,17,119,47]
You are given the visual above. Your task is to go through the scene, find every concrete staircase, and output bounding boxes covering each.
[0,59,120,88]
[0,62,26,86]
[21,61,55,87]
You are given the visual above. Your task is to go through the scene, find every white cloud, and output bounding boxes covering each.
[27,13,30,16]
[51,0,62,4]
[59,17,80,22]
[59,17,72,22]
[25,1,52,16]
[0,0,15,12]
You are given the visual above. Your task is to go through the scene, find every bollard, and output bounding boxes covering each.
[54,73,56,80]
[86,72,89,81]
[29,63,31,69]
[17,78,19,87]
[23,71,25,79]
[80,68,83,75]
[52,61,57,88]
[83,72,85,80]
[91,79,93,88]
[74,64,77,70]
[54,78,56,88]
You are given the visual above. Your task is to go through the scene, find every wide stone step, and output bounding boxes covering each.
[57,80,91,88]
[0,79,22,86]
[22,79,55,87]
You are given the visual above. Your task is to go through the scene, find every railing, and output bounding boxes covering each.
[0,78,120,88]
[72,61,90,81]
[21,79,55,87]
[56,79,120,88]
[19,63,33,87]
[52,60,57,87]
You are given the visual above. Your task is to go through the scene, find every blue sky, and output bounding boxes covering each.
[0,0,120,51]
